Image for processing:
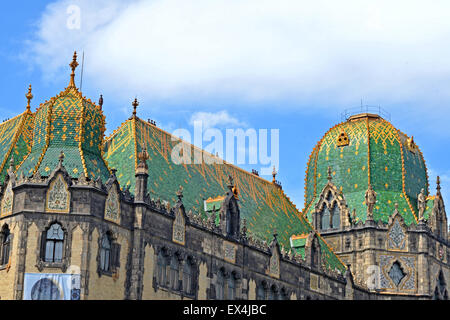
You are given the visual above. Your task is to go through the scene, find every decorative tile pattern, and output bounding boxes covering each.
[46,174,70,213]
[388,219,406,250]
[379,254,416,292]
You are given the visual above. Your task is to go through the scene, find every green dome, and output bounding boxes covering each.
[303,113,429,225]
[16,86,110,181]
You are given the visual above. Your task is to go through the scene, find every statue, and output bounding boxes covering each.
[365,184,376,220]
[417,188,426,221]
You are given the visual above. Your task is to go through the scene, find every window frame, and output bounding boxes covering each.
[0,225,11,267]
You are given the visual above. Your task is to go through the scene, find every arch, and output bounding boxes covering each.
[0,224,11,265]
[331,202,341,229]
[182,256,196,296]
[45,173,70,213]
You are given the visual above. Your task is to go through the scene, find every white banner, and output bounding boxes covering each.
[23,273,80,300]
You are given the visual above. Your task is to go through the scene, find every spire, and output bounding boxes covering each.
[68,51,79,88]
[227,174,234,190]
[9,155,14,172]
[176,185,183,201]
[98,94,103,109]
[327,166,333,182]
[25,84,33,111]
[437,176,441,194]
[132,98,139,118]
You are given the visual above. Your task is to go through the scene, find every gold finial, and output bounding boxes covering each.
[68,51,79,88]
[132,98,139,118]
[25,84,33,111]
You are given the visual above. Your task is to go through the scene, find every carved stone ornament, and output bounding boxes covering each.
[46,174,70,213]
[104,185,121,224]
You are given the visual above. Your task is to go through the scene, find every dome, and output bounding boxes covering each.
[303,113,428,225]
[16,52,110,181]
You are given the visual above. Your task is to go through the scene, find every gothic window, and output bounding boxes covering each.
[331,203,340,229]
[98,232,120,275]
[157,250,168,287]
[320,206,331,230]
[43,223,64,263]
[169,255,180,290]
[256,283,266,300]
[268,285,278,300]
[0,225,11,266]
[434,270,448,300]
[99,233,112,272]
[388,261,406,287]
[279,288,288,300]
[227,274,236,300]
[216,269,225,300]
[183,258,195,295]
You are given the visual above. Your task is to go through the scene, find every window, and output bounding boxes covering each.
[43,223,64,263]
[169,255,179,290]
[0,225,11,265]
[227,275,236,300]
[320,206,331,230]
[268,285,278,300]
[100,234,112,272]
[183,259,195,295]
[157,250,168,287]
[256,283,266,300]
[331,204,340,229]
[216,269,225,300]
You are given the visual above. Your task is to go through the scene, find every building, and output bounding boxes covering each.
[0,52,448,300]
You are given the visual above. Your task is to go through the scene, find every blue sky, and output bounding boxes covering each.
[1,0,450,210]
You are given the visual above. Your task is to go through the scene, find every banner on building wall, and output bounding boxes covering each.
[23,273,80,300]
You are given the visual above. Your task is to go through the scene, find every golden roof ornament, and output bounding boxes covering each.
[132,98,139,118]
[68,51,79,88]
[25,84,33,111]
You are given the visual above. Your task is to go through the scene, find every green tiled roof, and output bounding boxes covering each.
[0,111,34,183]
[104,117,346,273]
[304,114,428,226]
[16,87,110,181]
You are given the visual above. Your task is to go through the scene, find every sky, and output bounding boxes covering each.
[0,0,449,210]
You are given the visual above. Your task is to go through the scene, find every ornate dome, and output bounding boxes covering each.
[16,52,110,181]
[303,113,428,225]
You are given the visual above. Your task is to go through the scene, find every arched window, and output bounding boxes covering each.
[183,258,195,295]
[256,283,266,300]
[0,225,11,265]
[331,203,340,229]
[157,250,168,287]
[169,255,180,290]
[99,233,112,272]
[43,223,64,263]
[279,288,288,300]
[227,274,236,300]
[268,285,278,300]
[216,269,225,300]
[320,206,331,230]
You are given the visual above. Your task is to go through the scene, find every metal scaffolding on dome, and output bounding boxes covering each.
[340,105,391,122]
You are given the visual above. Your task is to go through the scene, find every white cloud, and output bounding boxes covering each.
[189,110,245,129]
[26,0,450,114]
